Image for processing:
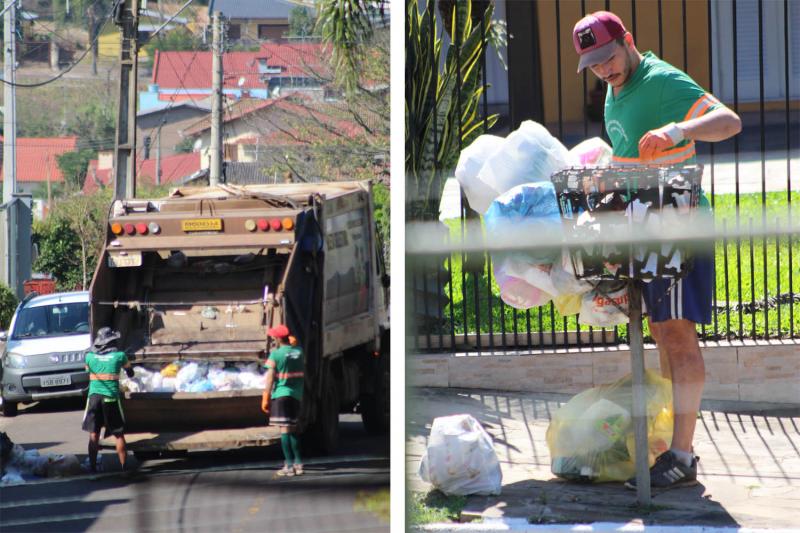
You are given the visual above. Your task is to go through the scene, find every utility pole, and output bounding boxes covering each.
[209,10,223,186]
[3,0,17,206]
[113,0,140,200]
[155,126,161,185]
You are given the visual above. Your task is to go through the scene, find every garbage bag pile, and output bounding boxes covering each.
[1,433,83,486]
[454,121,624,325]
[546,370,674,483]
[120,361,266,393]
[419,414,502,496]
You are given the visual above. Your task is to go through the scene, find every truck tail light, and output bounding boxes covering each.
[111,223,123,235]
[269,218,282,231]
[257,218,269,231]
[148,222,161,234]
[281,217,294,231]
[124,223,136,235]
[136,223,148,235]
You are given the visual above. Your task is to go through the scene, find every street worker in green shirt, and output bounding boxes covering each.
[82,327,135,474]
[572,11,741,490]
[261,324,305,477]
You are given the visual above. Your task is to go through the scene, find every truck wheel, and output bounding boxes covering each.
[1,398,18,417]
[360,371,389,434]
[311,380,340,454]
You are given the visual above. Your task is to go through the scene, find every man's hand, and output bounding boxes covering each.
[638,122,684,160]
[261,390,270,415]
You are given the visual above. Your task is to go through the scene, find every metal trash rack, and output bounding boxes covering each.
[551,164,704,504]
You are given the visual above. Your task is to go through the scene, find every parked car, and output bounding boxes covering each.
[0,291,91,417]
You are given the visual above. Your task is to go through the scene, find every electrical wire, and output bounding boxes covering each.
[0,0,122,88]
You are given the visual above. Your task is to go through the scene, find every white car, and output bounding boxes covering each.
[0,291,91,417]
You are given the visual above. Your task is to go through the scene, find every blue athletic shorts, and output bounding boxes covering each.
[643,253,714,324]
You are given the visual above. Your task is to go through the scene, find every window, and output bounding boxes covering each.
[12,302,89,339]
[258,24,286,40]
[228,24,241,41]
[712,0,800,102]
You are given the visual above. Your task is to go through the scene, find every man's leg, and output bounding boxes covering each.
[288,426,302,474]
[653,318,705,454]
[648,319,672,380]
[88,432,100,472]
[280,426,294,466]
[115,434,128,470]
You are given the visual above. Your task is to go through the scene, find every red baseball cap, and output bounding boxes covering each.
[573,11,627,73]
[267,324,290,338]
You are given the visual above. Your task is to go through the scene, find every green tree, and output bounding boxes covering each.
[57,149,96,190]
[0,283,18,330]
[316,0,387,94]
[143,27,204,57]
[289,6,317,38]
[33,189,112,291]
[405,0,505,219]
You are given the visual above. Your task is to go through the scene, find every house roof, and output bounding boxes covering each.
[83,152,202,194]
[137,99,212,117]
[209,0,305,20]
[151,42,326,92]
[0,136,78,183]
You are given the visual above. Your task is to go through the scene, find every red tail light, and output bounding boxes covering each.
[124,223,136,235]
[257,218,269,231]
[270,218,282,231]
[136,223,148,235]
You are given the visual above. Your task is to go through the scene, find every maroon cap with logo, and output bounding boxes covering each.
[573,11,627,73]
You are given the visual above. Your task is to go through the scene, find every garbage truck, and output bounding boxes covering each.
[89,181,389,456]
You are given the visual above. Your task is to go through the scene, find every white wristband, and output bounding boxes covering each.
[664,122,685,145]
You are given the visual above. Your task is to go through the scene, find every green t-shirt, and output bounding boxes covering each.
[266,345,304,401]
[85,350,128,399]
[604,51,725,165]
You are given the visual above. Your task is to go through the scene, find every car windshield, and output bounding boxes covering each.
[11,302,89,339]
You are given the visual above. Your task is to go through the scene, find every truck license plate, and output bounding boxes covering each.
[41,374,71,387]
[181,218,223,232]
[108,251,142,268]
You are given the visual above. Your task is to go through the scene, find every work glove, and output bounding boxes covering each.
[125,367,135,378]
[261,390,270,415]
[638,122,685,161]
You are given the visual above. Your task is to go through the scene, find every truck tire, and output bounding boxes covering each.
[310,380,340,454]
[1,398,18,417]
[360,370,388,435]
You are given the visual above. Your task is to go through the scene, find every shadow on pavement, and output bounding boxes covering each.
[463,478,740,528]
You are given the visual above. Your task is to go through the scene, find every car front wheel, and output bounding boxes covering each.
[0,396,18,417]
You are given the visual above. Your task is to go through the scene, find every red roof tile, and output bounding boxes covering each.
[152,43,327,92]
[83,152,202,194]
[0,136,79,183]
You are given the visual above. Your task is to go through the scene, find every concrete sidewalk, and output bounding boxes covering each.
[407,387,800,530]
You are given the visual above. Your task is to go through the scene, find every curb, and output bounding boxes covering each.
[414,519,800,532]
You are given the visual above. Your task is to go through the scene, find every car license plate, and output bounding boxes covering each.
[108,251,142,268]
[181,218,223,232]
[41,374,71,387]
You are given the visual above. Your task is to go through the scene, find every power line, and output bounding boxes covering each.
[0,0,122,88]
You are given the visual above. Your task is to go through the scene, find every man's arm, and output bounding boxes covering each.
[262,363,275,414]
[678,107,742,142]
[639,107,741,159]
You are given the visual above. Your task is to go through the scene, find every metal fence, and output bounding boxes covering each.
[406,0,798,352]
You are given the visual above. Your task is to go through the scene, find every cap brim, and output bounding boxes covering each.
[577,41,616,73]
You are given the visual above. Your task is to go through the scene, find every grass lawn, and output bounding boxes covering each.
[408,491,468,525]
[415,191,798,342]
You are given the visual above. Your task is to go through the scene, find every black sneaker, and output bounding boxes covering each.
[624,451,698,490]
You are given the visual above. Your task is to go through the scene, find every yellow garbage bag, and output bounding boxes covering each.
[160,363,180,377]
[545,370,673,482]
[553,293,582,316]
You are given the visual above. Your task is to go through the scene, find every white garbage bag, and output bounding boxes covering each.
[578,282,630,327]
[477,121,572,198]
[493,256,555,309]
[418,414,502,496]
[455,135,506,214]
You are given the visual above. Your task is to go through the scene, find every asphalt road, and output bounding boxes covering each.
[0,400,390,532]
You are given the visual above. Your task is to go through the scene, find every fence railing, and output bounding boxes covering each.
[406,0,798,352]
